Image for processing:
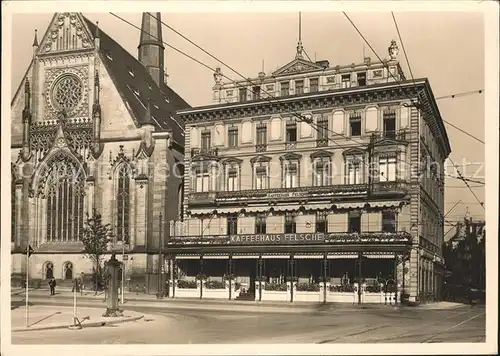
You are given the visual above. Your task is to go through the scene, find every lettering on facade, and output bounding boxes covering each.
[266,192,309,199]
[230,233,327,244]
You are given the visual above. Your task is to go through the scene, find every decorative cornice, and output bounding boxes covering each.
[250,155,272,164]
[310,150,334,161]
[221,157,243,165]
[342,147,366,157]
[279,152,302,162]
[180,81,423,124]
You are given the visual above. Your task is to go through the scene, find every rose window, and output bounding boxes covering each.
[51,74,83,112]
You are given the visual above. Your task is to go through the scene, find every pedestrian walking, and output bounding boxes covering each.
[48,277,56,295]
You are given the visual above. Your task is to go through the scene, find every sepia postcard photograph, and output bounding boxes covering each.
[1,1,498,355]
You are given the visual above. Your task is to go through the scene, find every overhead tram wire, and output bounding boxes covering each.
[112,12,484,212]
[435,89,483,101]
[137,13,374,150]
[342,12,422,110]
[133,12,485,227]
[387,13,483,229]
[442,120,484,144]
[391,12,416,86]
[445,174,485,185]
[108,12,384,159]
[392,13,484,145]
[448,156,485,210]
[115,12,483,166]
[387,14,485,234]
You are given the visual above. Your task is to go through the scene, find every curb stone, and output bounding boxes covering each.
[12,315,144,333]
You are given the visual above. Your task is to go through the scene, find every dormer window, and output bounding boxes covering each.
[239,88,247,102]
[295,80,304,95]
[310,78,319,93]
[357,72,366,86]
[252,86,261,100]
[281,81,290,96]
[341,74,351,88]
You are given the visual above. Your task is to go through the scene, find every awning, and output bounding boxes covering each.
[262,254,290,259]
[367,201,402,208]
[294,254,323,259]
[327,253,358,259]
[333,202,367,209]
[203,254,229,259]
[363,253,396,259]
[175,255,200,260]
[232,255,260,259]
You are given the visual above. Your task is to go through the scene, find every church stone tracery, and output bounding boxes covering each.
[44,65,89,119]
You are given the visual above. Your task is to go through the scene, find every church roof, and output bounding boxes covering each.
[82,16,190,146]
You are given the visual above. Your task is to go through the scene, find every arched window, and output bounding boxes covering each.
[45,158,85,242]
[44,262,54,280]
[63,261,73,280]
[116,164,131,242]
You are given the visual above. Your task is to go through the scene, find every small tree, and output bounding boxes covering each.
[81,209,113,295]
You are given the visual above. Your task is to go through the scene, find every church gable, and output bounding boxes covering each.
[272,58,325,77]
[11,64,33,146]
[38,13,94,55]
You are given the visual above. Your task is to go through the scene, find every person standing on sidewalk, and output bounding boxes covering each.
[48,277,56,296]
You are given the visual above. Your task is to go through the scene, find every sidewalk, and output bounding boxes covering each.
[11,305,144,332]
[416,301,469,310]
[11,287,467,311]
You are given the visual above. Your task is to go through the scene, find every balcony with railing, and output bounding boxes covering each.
[167,230,413,247]
[316,137,329,147]
[255,143,267,152]
[188,183,369,206]
[370,129,408,145]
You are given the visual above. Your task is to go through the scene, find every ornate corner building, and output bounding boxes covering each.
[168,34,451,303]
[10,12,190,292]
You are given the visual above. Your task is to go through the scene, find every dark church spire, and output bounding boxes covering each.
[138,12,165,88]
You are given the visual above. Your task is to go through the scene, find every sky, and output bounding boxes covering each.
[9,11,486,236]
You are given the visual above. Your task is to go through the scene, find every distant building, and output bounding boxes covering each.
[444,216,485,291]
[168,18,451,303]
[11,12,189,292]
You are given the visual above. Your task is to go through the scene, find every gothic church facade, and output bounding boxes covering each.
[10,12,189,291]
